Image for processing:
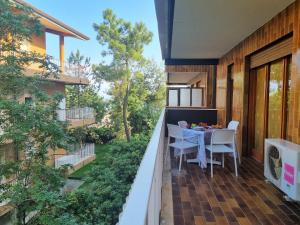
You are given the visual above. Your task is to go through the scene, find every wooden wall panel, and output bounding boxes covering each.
[217,1,299,156]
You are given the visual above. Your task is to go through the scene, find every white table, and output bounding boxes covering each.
[182,127,221,168]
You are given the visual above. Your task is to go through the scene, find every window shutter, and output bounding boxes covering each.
[250,37,292,69]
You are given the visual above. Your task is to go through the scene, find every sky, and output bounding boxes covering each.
[26,0,163,64]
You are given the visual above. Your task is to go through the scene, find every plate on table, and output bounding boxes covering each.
[193,126,205,131]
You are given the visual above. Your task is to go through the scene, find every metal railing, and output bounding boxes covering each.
[66,107,95,120]
[50,58,88,78]
[118,109,165,225]
[55,143,95,168]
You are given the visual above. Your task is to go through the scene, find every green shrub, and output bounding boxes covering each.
[86,127,116,144]
[65,134,149,225]
[67,126,116,145]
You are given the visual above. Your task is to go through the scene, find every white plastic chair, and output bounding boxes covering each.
[206,129,238,178]
[166,124,198,172]
[227,121,240,164]
[178,120,188,128]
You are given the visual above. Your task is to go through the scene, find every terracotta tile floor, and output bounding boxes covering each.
[171,155,300,225]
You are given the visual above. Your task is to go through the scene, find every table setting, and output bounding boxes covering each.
[180,122,224,168]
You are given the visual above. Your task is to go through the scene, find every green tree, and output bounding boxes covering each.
[128,60,165,134]
[93,9,153,141]
[66,50,107,123]
[0,1,73,224]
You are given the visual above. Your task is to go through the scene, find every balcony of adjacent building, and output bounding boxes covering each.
[57,106,96,128]
[54,143,96,173]
[16,0,90,85]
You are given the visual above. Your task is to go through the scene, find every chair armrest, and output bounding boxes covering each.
[183,135,198,141]
[169,135,184,140]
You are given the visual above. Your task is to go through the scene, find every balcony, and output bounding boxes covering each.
[117,109,300,225]
[48,58,90,85]
[55,143,95,171]
[24,57,90,85]
[57,107,96,128]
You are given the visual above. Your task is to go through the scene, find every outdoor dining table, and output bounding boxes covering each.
[182,126,220,168]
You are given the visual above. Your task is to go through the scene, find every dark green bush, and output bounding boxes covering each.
[65,134,149,225]
[86,127,116,144]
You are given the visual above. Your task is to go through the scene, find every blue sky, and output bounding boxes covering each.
[26,0,162,64]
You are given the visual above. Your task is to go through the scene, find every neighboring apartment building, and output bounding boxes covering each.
[0,0,96,180]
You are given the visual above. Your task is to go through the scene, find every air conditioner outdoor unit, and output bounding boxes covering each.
[264,139,300,201]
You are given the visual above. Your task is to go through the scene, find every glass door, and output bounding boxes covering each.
[268,60,284,138]
[249,56,291,163]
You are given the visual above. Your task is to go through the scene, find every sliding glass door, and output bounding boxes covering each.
[268,60,284,138]
[249,56,291,162]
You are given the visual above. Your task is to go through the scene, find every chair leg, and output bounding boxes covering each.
[210,151,213,178]
[233,151,238,177]
[235,141,241,164]
[222,153,224,167]
[179,150,183,172]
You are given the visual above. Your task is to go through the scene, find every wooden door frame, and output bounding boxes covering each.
[248,65,268,162]
[226,64,234,125]
[247,56,291,162]
[281,56,291,138]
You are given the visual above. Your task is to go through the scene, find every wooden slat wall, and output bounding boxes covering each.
[165,65,215,108]
[217,1,300,156]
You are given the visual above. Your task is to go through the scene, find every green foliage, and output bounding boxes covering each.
[128,60,166,134]
[66,85,107,123]
[0,1,74,224]
[64,134,149,225]
[93,9,153,141]
[86,127,116,144]
[66,50,107,123]
[68,126,115,146]
[70,144,111,178]
[0,0,59,97]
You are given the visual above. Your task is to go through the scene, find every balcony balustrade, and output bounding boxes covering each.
[55,143,95,169]
[118,110,165,225]
[50,58,88,79]
[66,107,94,120]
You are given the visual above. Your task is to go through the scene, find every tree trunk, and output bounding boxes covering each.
[15,206,25,225]
[123,82,131,142]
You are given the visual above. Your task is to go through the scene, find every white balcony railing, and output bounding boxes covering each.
[51,58,88,79]
[118,109,165,225]
[66,107,95,120]
[55,143,95,168]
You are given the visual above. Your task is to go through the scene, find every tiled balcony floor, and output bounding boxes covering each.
[171,155,300,225]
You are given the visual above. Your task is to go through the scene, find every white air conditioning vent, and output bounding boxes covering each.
[264,139,300,201]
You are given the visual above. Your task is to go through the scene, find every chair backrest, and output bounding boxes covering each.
[211,129,235,145]
[167,124,184,139]
[228,121,239,133]
[178,120,188,128]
